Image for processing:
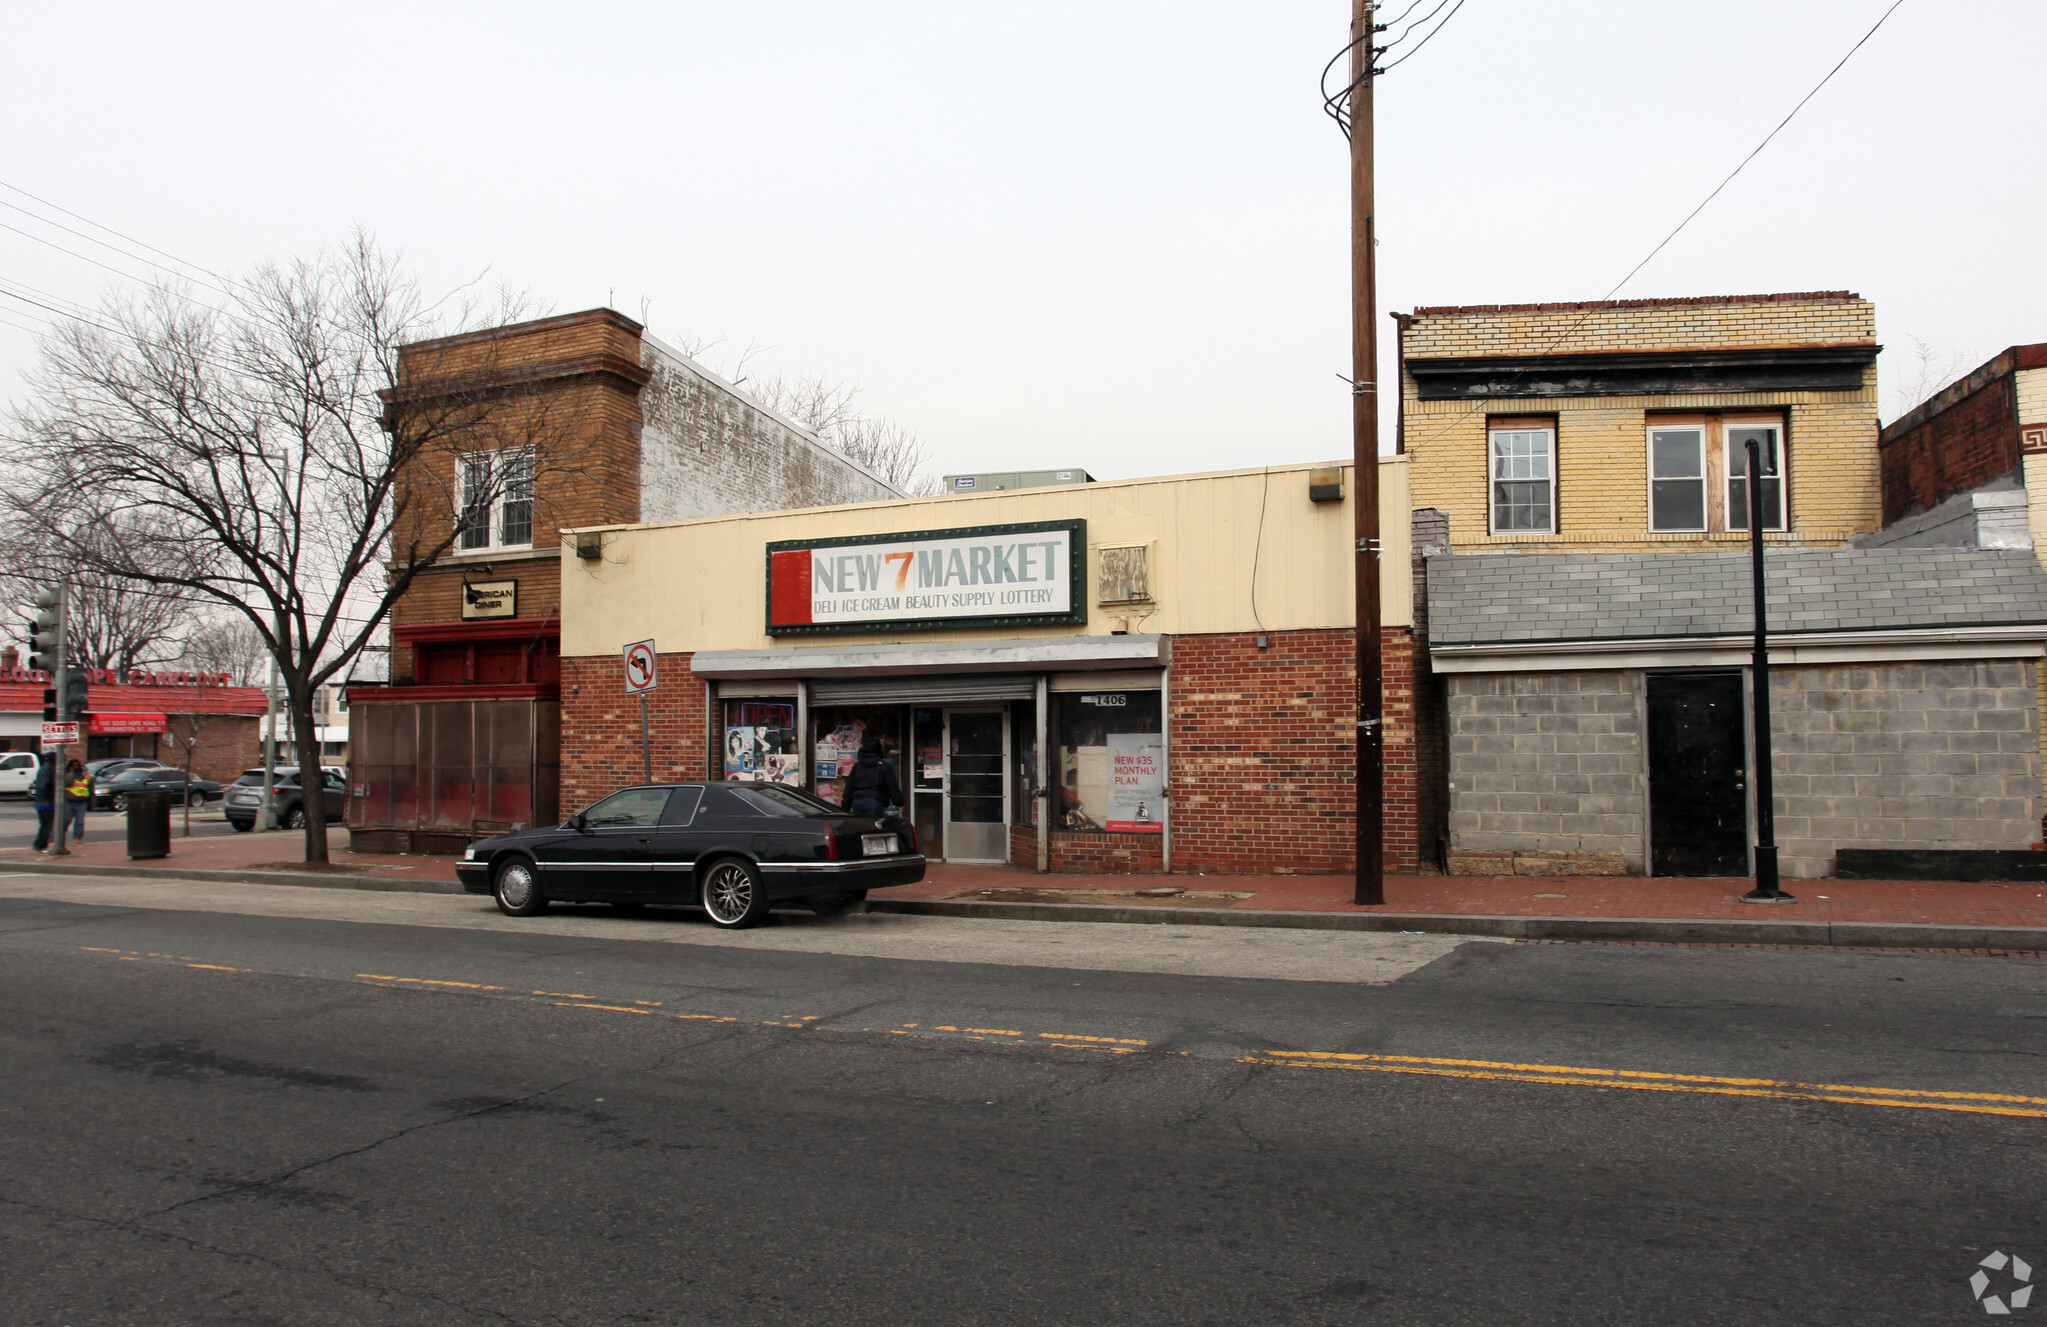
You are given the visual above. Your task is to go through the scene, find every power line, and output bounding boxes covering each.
[1380,0,1468,71]
[0,179,248,295]
[1402,0,1909,451]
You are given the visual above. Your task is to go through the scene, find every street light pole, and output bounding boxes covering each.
[1743,435,1793,903]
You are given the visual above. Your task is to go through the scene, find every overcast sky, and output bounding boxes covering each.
[2,1,2039,485]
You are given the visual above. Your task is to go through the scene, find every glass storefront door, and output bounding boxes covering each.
[943,709,1008,863]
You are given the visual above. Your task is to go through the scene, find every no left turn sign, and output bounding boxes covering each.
[623,640,659,694]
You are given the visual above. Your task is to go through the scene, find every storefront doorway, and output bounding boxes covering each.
[1646,671,1749,876]
[943,709,1009,863]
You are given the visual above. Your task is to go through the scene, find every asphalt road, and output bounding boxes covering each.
[2,881,2043,1325]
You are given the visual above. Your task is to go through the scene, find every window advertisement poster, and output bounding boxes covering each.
[1105,733,1164,833]
[722,701,799,786]
[766,519,1086,635]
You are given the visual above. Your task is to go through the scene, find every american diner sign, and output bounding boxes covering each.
[766,519,1086,636]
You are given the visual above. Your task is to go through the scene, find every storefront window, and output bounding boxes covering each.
[811,706,908,807]
[722,699,800,786]
[1053,690,1163,833]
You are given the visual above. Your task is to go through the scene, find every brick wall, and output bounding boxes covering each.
[637,347,902,522]
[559,652,710,811]
[1403,293,1881,551]
[1877,378,2019,524]
[162,714,261,786]
[1167,627,1418,875]
[1447,672,1646,870]
[1769,661,2041,877]
[1006,823,1167,874]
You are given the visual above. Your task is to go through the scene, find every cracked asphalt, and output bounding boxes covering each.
[2,889,2045,1324]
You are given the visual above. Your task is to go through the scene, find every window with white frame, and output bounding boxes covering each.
[1488,426,1555,534]
[1648,426,1707,532]
[1726,422,1785,531]
[456,449,535,550]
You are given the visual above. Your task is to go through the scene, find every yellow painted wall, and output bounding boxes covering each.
[1403,294,1881,552]
[2018,367,2047,427]
[559,459,1409,658]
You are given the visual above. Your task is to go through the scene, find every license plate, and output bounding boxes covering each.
[862,833,897,857]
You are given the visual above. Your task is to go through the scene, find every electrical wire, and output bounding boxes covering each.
[1379,0,1468,71]
[0,179,249,295]
[1380,0,1454,49]
[1401,0,1909,451]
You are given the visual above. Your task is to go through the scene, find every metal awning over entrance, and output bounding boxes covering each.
[809,675,1038,705]
[690,634,1167,681]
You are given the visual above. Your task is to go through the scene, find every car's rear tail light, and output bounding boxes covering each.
[902,820,918,854]
[823,832,839,860]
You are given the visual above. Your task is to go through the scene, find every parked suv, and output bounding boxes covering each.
[224,767,347,831]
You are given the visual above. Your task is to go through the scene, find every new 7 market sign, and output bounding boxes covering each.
[767,519,1086,636]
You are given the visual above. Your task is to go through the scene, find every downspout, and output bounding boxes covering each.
[1160,659,1173,875]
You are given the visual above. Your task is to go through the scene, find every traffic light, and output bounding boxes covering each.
[26,586,63,674]
[61,667,89,723]
[40,688,57,723]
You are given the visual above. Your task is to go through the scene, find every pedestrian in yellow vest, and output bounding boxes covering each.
[63,760,89,843]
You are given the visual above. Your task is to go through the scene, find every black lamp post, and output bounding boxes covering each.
[1742,434,1795,903]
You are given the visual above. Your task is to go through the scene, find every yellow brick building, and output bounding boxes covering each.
[1400,291,1881,550]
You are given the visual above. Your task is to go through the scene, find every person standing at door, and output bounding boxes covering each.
[63,759,90,843]
[30,752,56,851]
[842,735,902,817]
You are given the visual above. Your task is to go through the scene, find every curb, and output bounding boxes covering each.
[863,897,2047,951]
[5,860,2043,950]
[0,859,465,895]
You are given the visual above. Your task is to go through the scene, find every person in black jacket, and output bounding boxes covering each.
[842,735,902,817]
[30,754,56,852]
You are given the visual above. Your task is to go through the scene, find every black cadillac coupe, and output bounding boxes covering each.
[456,781,926,928]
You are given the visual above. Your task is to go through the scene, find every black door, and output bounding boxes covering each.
[1647,673,1749,876]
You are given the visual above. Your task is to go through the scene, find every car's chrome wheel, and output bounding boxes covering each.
[111,795,128,812]
[284,806,306,830]
[701,859,768,929]
[494,858,547,917]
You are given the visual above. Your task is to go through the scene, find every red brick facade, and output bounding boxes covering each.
[1879,376,2019,523]
[1166,627,1417,875]
[559,652,710,810]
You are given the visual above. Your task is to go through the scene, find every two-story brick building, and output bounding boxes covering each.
[1404,293,2047,879]
[346,309,906,853]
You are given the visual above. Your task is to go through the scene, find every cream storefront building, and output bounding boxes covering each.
[545,459,1417,876]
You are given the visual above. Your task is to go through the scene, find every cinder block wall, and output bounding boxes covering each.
[1769,662,2041,877]
[1445,673,1645,871]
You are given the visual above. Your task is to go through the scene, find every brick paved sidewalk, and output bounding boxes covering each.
[5,829,2044,931]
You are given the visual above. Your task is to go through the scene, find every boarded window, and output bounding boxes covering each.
[1098,545,1151,604]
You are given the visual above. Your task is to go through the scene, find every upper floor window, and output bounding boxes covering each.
[456,449,535,551]
[1648,415,1787,533]
[1489,425,1555,534]
[1649,426,1707,531]
[1726,423,1785,532]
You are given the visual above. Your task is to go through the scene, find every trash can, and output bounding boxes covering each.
[126,789,173,860]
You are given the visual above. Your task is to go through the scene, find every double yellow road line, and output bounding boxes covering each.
[1243,1050,2047,1119]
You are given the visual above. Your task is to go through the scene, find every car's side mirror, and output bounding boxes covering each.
[567,813,590,833]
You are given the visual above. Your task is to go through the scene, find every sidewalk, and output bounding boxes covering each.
[3,829,2043,948]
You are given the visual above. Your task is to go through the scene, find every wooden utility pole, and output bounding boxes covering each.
[1350,0,1384,905]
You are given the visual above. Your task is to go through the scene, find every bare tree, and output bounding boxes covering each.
[180,615,266,685]
[0,231,601,863]
[746,371,941,495]
[0,517,193,674]
[1884,334,1980,424]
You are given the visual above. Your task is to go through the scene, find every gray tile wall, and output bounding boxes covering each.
[1769,662,2041,878]
[1446,673,1646,872]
